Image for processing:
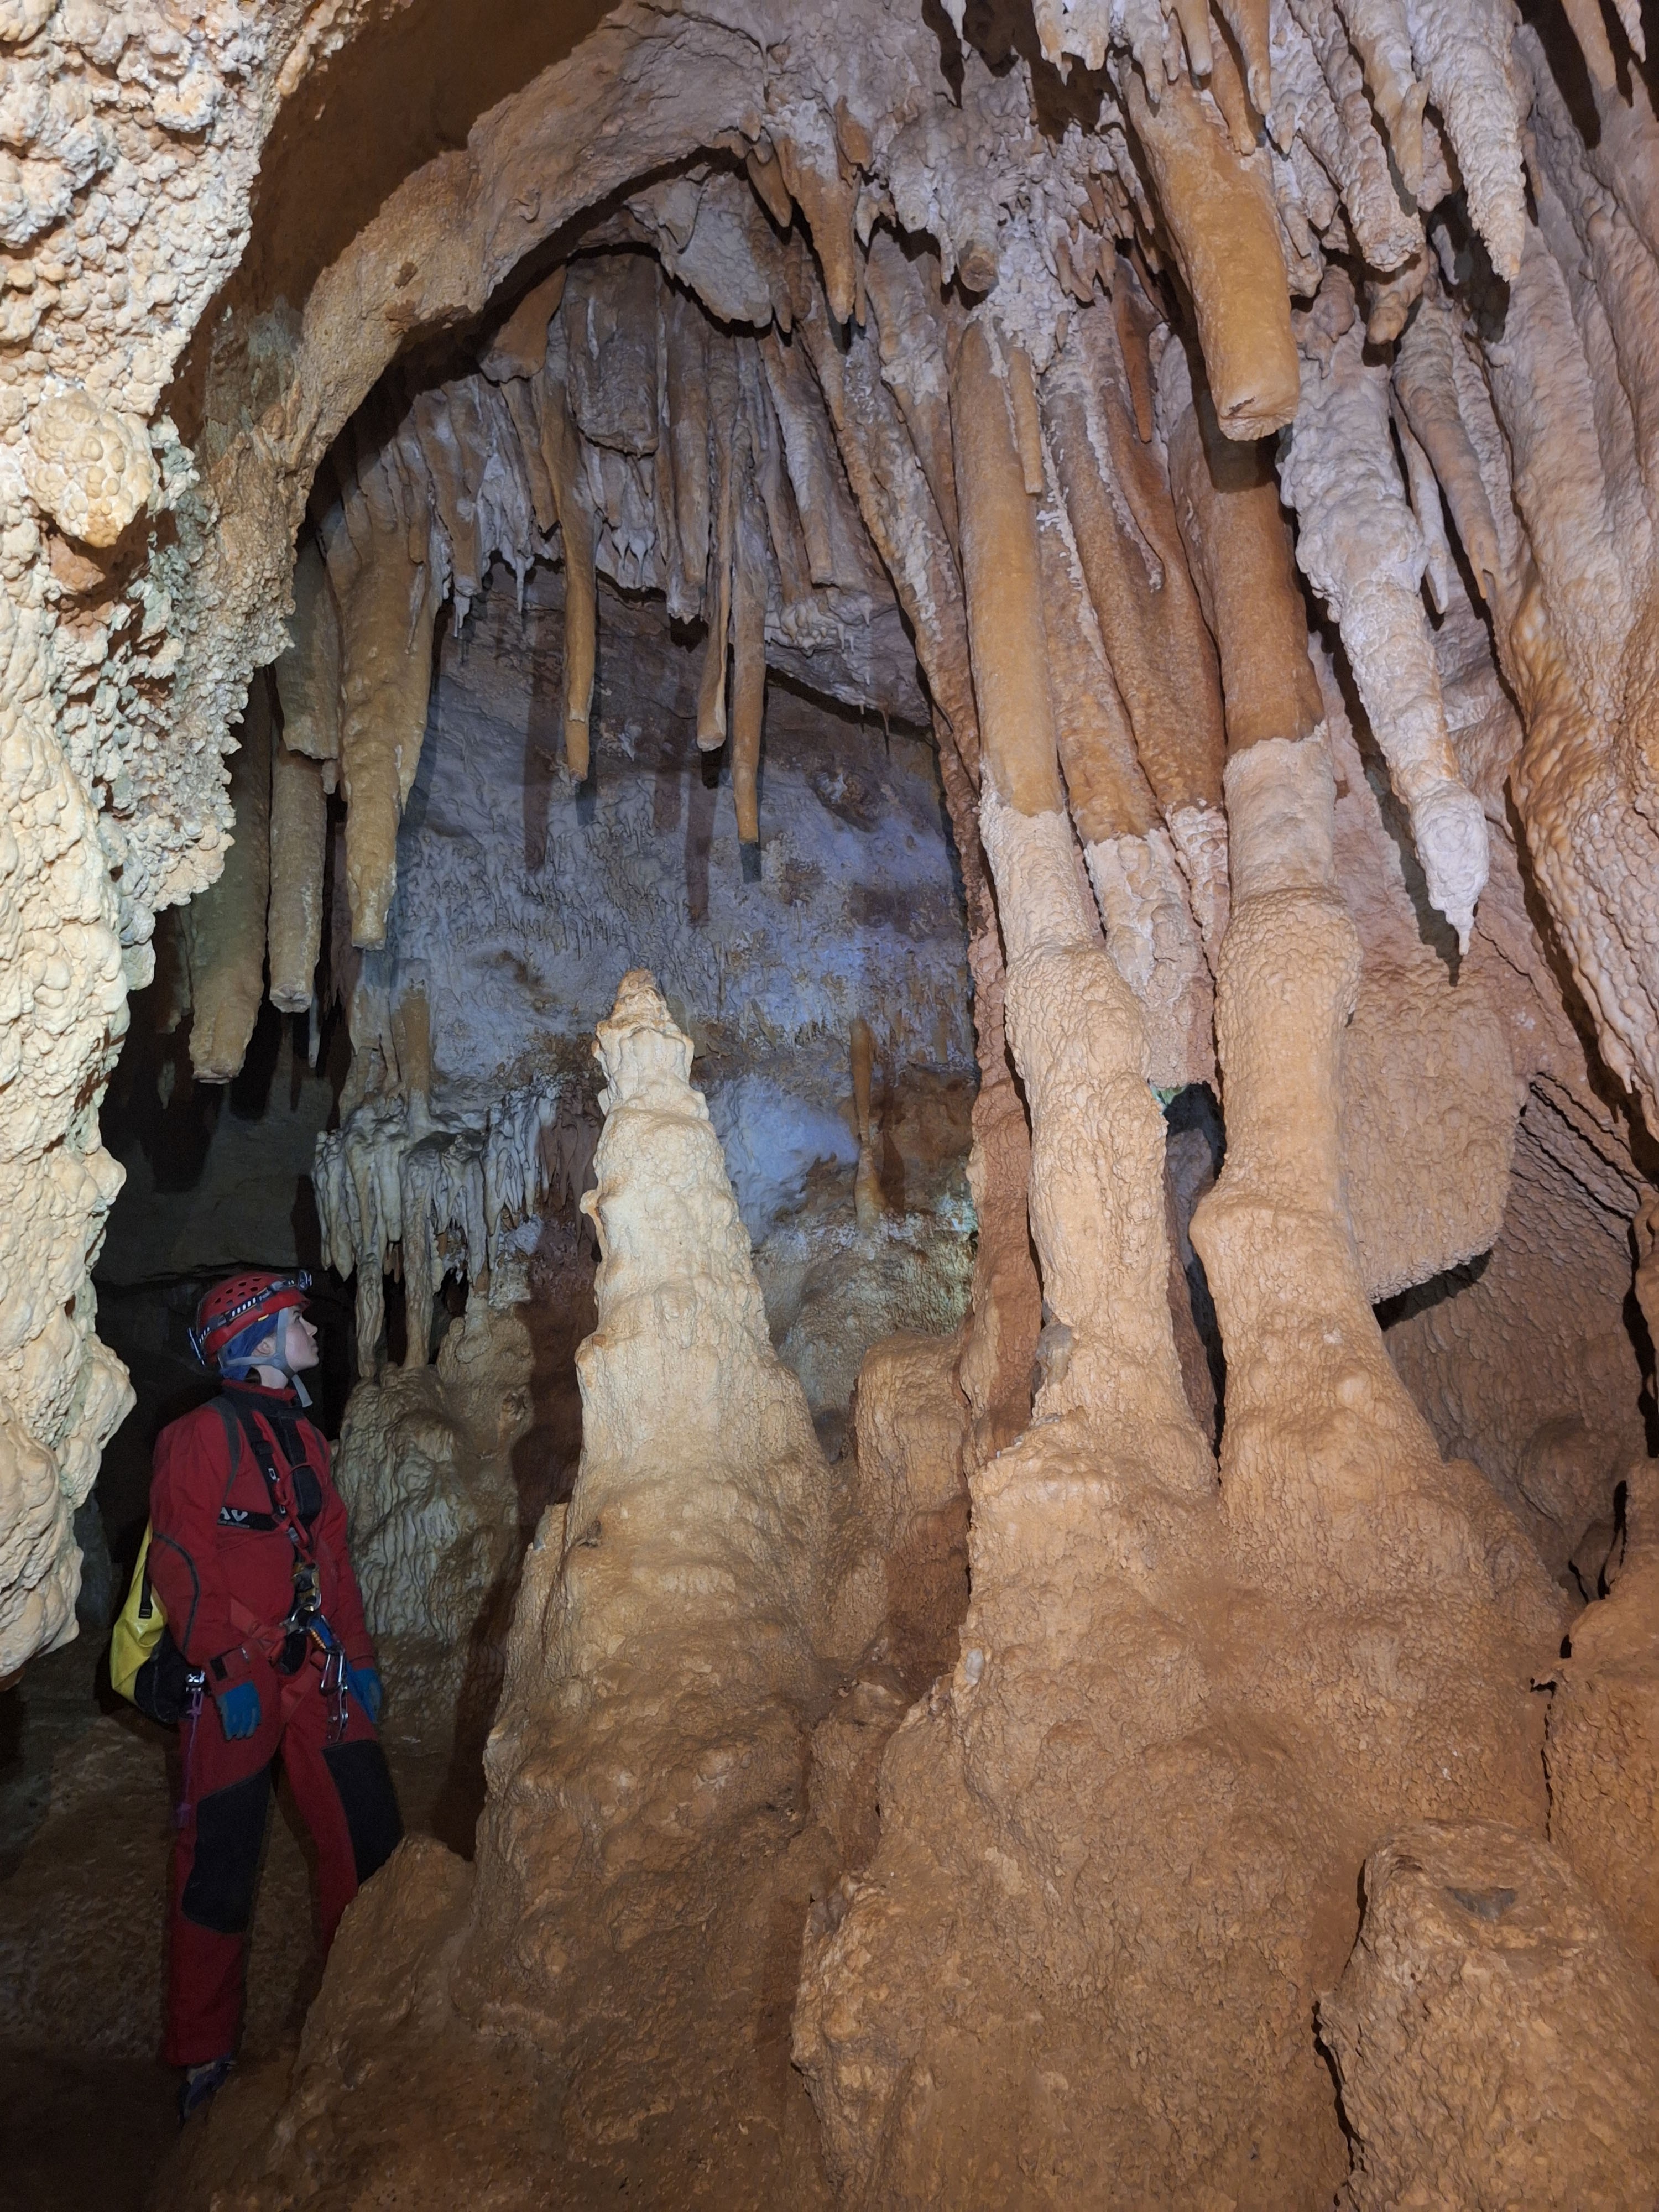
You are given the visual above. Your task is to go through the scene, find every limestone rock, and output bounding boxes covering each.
[24,388,155,549]
[1546,1462,1659,1973]
[333,1295,532,1743]
[1321,1822,1659,2211]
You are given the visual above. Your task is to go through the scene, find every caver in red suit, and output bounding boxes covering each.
[146,1271,401,2075]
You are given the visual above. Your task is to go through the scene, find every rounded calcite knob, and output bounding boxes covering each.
[25,387,156,548]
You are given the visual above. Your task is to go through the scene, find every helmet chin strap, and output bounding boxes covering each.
[226,1326,314,1408]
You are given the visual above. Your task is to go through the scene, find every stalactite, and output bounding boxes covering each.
[761,320,880,594]
[863,230,959,546]
[696,336,738,754]
[266,729,326,1016]
[478,265,567,381]
[315,1076,560,1378]
[1161,340,1324,754]
[665,286,712,624]
[1391,284,1509,612]
[797,285,980,774]
[1124,71,1300,440]
[532,338,599,782]
[1041,314,1229,943]
[320,431,445,948]
[564,253,661,458]
[729,430,769,847]
[1034,445,1211,1087]
[186,675,272,1082]
[1279,277,1489,947]
[270,534,340,792]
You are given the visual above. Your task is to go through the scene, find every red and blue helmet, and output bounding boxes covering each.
[190,1271,311,1369]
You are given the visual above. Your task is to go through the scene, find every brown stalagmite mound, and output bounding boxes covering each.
[1320,1822,1659,2211]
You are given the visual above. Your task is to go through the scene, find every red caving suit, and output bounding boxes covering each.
[146,1380,401,2065]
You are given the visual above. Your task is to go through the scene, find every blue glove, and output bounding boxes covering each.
[346,1665,383,1727]
[215,1680,260,1740]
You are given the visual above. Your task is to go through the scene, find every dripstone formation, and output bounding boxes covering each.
[1,0,1657,2203]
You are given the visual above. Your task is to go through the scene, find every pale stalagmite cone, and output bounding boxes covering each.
[851,1015,881,1229]
[189,675,273,1082]
[267,731,326,1014]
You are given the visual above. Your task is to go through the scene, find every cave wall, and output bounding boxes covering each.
[6,0,1659,2201]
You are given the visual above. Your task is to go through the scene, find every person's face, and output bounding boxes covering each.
[282,1309,320,1372]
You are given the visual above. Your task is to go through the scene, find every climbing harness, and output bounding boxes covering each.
[114,1392,347,1738]
[224,1395,351,1741]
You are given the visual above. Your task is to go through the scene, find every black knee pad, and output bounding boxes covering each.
[322,1739,403,1886]
[181,1767,273,1934]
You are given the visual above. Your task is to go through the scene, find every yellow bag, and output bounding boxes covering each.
[110,1522,165,1705]
[111,1525,199,1724]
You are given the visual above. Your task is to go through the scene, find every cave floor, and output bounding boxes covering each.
[0,1636,470,2212]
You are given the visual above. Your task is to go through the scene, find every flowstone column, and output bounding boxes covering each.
[794,323,1565,2209]
[795,320,1239,2204]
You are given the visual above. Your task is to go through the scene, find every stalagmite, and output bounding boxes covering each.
[185,678,272,1083]
[450,973,846,2173]
[333,1290,532,1739]
[1321,1824,1659,2210]
[1124,71,1300,440]
[1279,280,1489,947]
[266,731,326,1015]
[270,534,341,789]
[1544,1459,1659,1974]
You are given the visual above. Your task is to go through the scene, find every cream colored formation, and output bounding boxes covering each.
[1,0,1657,2200]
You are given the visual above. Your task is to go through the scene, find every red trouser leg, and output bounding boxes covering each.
[276,1662,401,1949]
[164,1658,403,2067]
[164,1669,282,2068]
